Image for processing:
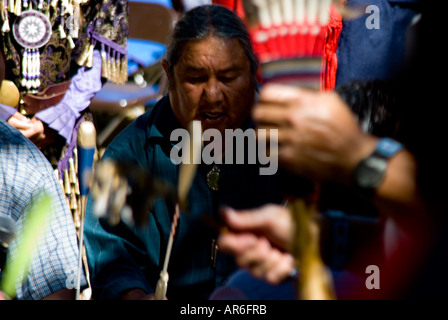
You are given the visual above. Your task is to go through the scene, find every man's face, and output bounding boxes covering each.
[166,35,256,134]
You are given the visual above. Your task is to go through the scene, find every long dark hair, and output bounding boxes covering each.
[163,4,258,84]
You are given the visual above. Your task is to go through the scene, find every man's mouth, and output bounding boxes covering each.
[203,112,225,119]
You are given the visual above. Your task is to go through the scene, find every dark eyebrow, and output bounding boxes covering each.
[182,66,206,74]
[181,65,243,74]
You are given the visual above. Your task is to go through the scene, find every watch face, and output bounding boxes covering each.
[354,138,403,190]
[355,156,388,189]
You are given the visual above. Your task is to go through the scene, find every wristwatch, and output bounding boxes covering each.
[352,137,404,189]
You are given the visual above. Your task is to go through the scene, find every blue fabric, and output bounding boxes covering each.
[336,0,420,85]
[208,268,366,300]
[127,39,166,75]
[84,96,283,300]
[92,82,160,103]
[130,0,172,8]
[209,269,297,300]
[126,0,172,75]
[0,119,86,299]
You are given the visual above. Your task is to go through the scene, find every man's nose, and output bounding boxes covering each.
[203,78,223,103]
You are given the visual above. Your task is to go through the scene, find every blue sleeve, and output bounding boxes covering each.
[0,104,16,121]
[83,198,155,300]
[83,111,157,300]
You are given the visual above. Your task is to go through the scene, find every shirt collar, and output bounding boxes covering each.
[147,95,182,142]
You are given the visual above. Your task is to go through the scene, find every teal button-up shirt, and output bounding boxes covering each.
[84,96,283,300]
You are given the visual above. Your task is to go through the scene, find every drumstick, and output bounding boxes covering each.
[178,120,203,211]
[75,120,96,300]
[154,202,179,300]
[154,120,202,300]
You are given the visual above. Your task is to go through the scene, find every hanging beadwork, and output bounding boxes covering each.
[2,0,129,95]
[12,8,52,92]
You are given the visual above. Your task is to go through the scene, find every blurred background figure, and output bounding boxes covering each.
[0,52,86,300]
[0,0,129,241]
[218,2,448,300]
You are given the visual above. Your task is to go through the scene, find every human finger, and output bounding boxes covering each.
[7,116,32,130]
[217,232,258,256]
[233,237,271,273]
[11,111,30,121]
[258,83,308,104]
[20,121,45,141]
[262,251,296,285]
[252,104,291,127]
[236,237,293,284]
[220,205,292,250]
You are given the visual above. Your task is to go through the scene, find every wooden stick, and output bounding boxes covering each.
[154,120,202,300]
[75,120,96,300]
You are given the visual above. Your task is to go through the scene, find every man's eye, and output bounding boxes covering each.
[218,75,238,83]
[187,76,207,83]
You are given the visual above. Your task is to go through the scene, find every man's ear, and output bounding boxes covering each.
[161,60,171,82]
[161,59,174,92]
